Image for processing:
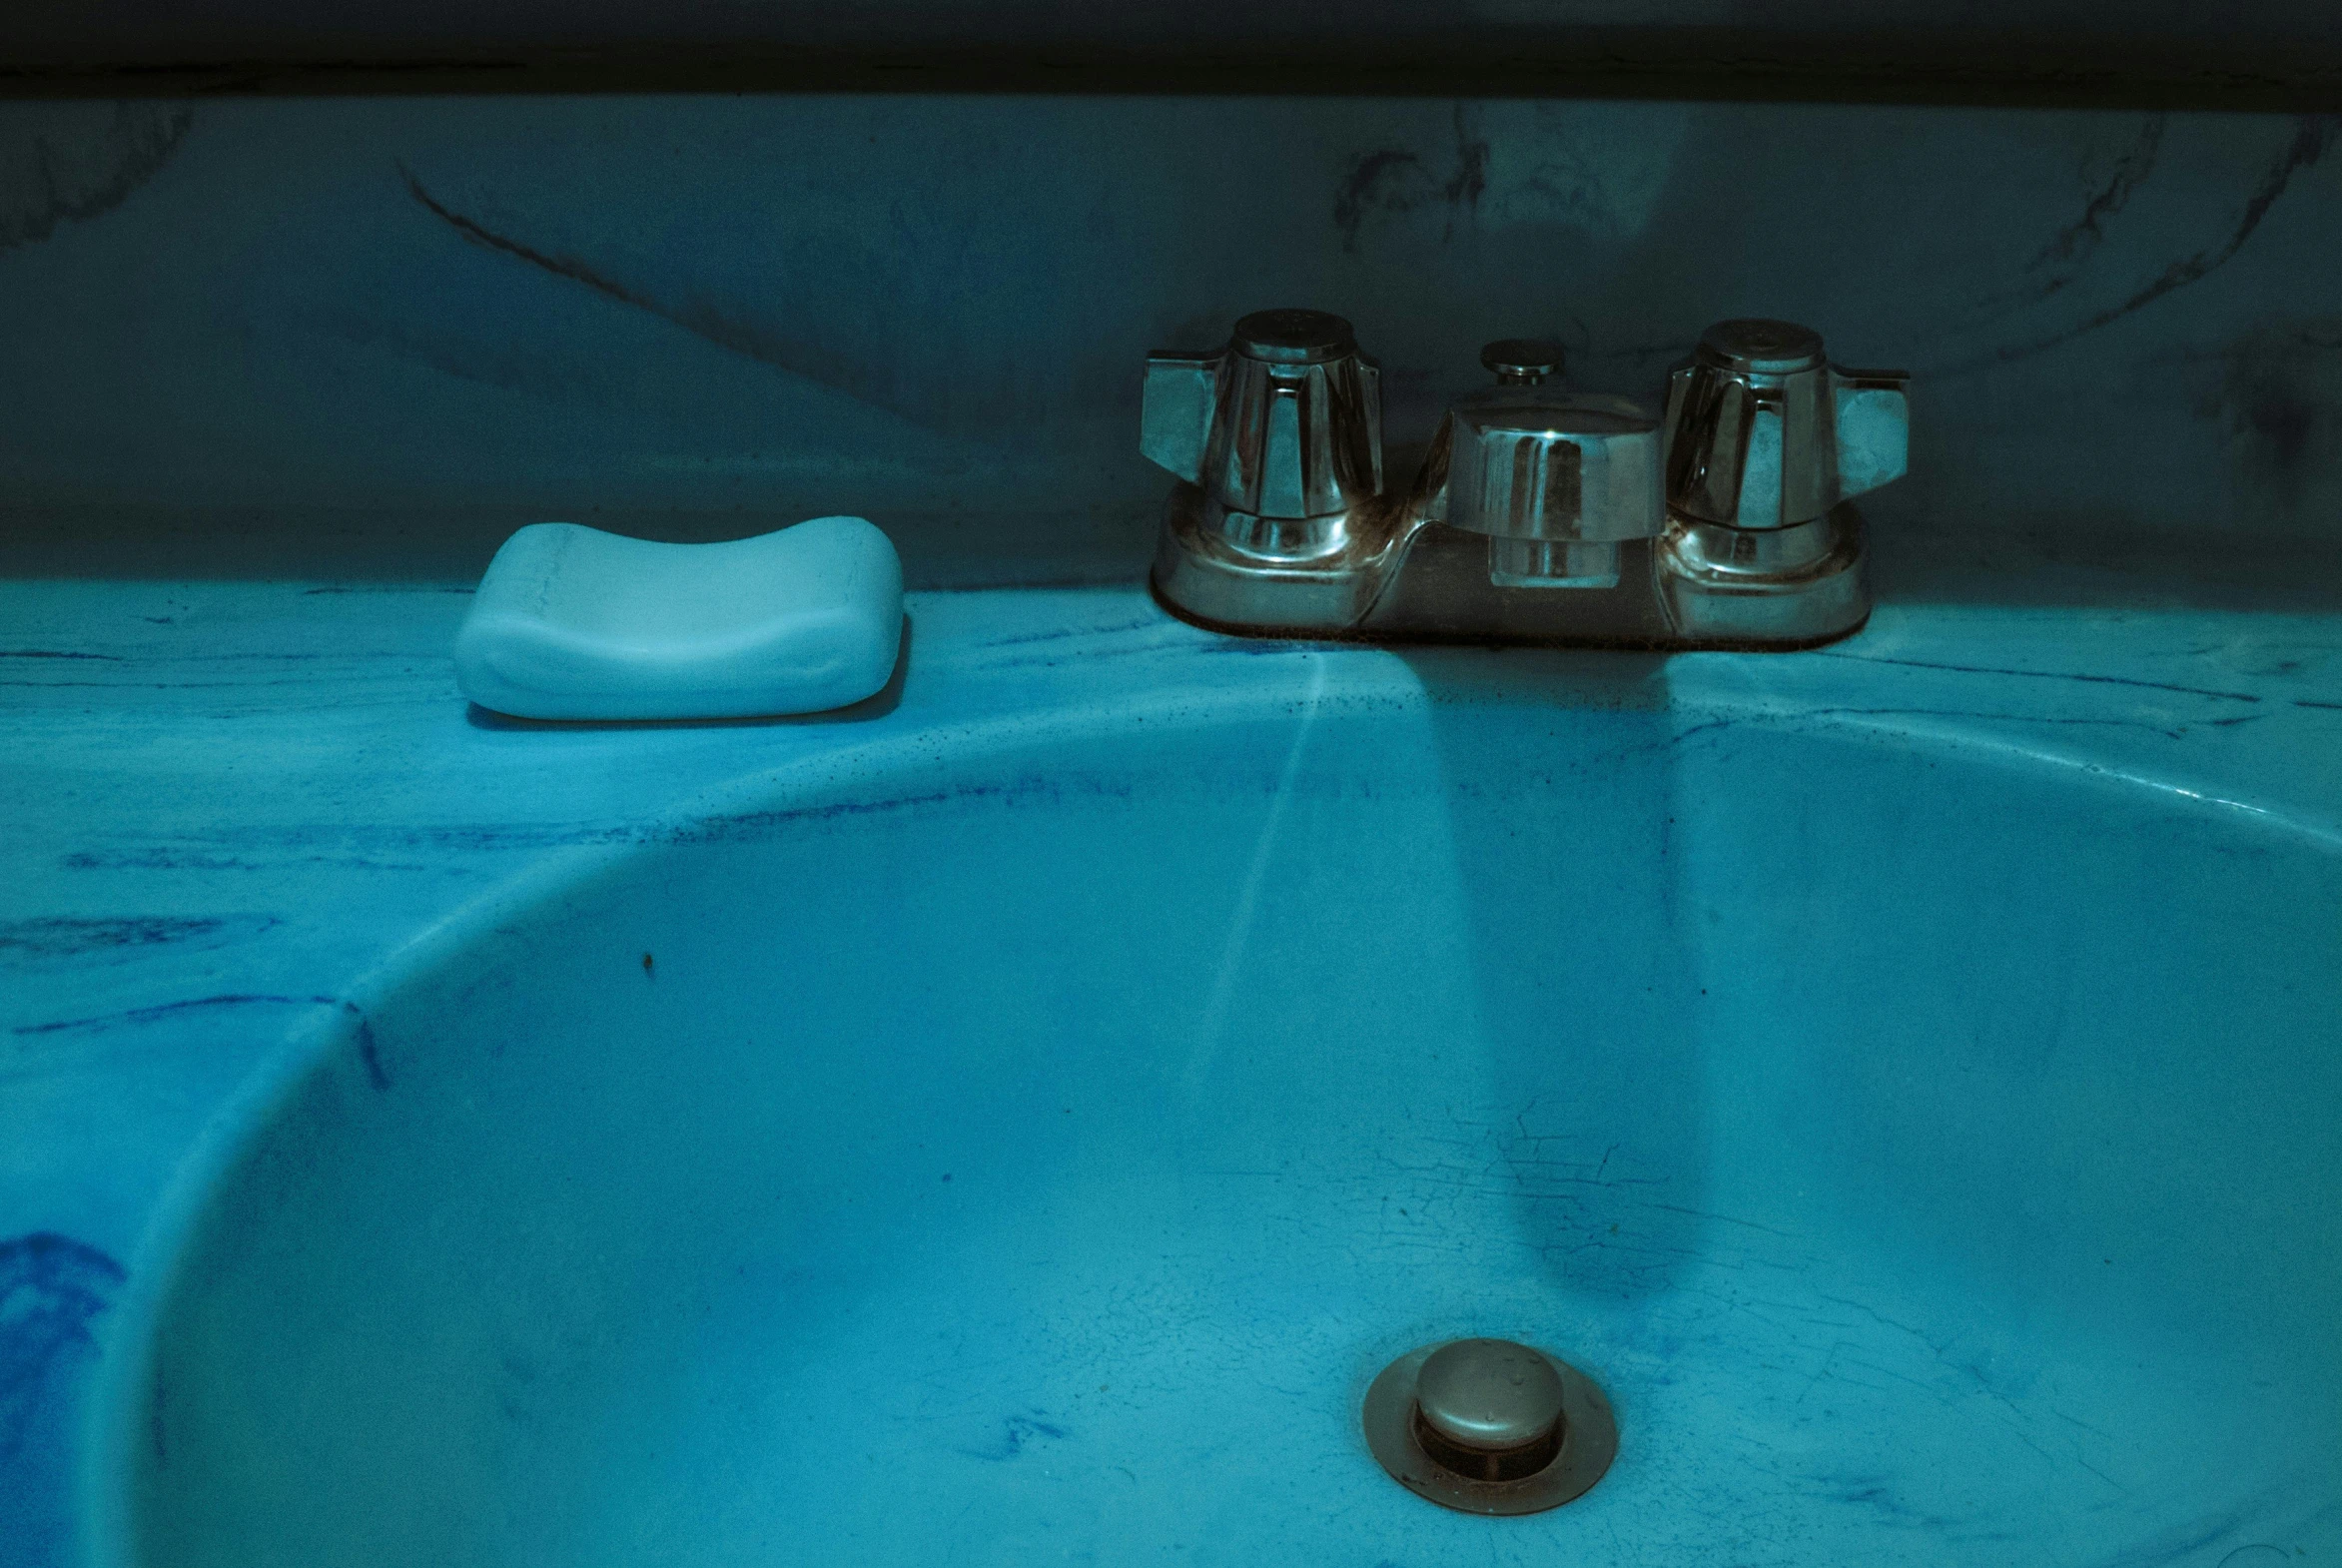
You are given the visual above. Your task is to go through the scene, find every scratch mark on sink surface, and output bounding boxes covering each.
[974,615,1165,650]
[959,1411,1069,1461]
[348,1004,391,1092]
[1811,651,2261,703]
[11,992,338,1037]
[1643,1202,1798,1237]
[1807,706,2240,742]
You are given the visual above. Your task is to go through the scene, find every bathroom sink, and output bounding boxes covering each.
[98,655,2342,1566]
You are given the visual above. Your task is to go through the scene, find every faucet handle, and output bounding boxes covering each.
[1140,308,1382,523]
[1140,349,1221,486]
[1662,319,1909,530]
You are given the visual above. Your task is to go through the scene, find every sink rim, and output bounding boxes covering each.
[79,658,2342,1568]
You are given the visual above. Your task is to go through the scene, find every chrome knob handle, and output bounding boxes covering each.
[1445,392,1664,545]
[1420,346,1664,590]
[1662,319,1910,530]
[1141,308,1382,521]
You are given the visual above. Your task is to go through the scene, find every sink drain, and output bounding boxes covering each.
[1362,1338,1617,1515]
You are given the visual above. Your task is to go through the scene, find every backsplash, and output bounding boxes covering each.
[2,95,2337,585]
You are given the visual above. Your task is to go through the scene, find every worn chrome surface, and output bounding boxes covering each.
[1364,1339,1618,1516]
[1663,319,1911,531]
[1144,314,1908,648]
[1141,308,1384,565]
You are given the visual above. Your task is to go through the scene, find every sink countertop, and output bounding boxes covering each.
[4,575,2342,1562]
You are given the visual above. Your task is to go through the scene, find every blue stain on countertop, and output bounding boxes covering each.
[0,916,280,968]
[0,1234,123,1568]
[0,1233,123,1455]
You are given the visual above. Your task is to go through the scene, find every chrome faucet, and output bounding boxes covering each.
[1142,310,1909,648]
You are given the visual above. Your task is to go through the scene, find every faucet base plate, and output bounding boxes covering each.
[1150,483,1871,652]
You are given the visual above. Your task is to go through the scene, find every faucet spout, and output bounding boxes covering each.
[1422,344,1665,592]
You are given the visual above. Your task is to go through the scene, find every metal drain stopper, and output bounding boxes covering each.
[1413,1339,1566,1480]
[1363,1338,1617,1515]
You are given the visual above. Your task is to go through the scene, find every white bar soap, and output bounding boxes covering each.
[453,516,903,720]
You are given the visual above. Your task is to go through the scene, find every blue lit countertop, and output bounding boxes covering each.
[4,575,2341,1563]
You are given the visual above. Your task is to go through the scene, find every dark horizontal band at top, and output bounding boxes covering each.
[5,21,2342,108]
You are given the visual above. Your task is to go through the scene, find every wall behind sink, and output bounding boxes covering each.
[2,94,2338,586]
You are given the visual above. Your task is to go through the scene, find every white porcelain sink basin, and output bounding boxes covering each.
[101,656,2342,1566]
